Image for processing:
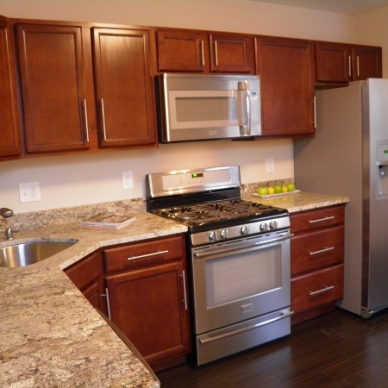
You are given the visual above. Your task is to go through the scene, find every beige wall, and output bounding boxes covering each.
[0,0,383,213]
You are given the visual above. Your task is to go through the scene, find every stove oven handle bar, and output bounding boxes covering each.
[127,250,169,261]
[194,233,293,260]
[198,309,294,344]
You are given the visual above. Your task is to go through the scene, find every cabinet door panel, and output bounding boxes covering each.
[256,36,314,136]
[315,42,351,83]
[16,24,90,153]
[0,16,21,157]
[106,262,190,366]
[93,28,156,147]
[210,33,255,73]
[156,30,206,72]
[352,45,382,80]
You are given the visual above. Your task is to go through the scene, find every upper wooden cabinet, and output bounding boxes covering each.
[256,36,315,137]
[0,16,21,158]
[155,28,255,74]
[92,27,156,148]
[15,22,93,153]
[315,42,382,85]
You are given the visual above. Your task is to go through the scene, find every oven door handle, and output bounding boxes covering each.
[194,233,293,259]
[198,310,294,344]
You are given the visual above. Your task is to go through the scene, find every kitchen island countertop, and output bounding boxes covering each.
[0,212,187,388]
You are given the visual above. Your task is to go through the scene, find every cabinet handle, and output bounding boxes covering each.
[101,287,112,320]
[357,56,360,77]
[200,40,205,66]
[309,285,334,296]
[309,216,334,224]
[214,41,219,66]
[309,246,335,256]
[348,56,352,76]
[127,250,169,261]
[313,95,317,129]
[181,270,188,310]
[100,98,107,141]
[83,99,90,143]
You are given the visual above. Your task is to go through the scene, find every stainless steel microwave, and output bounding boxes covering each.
[156,73,261,143]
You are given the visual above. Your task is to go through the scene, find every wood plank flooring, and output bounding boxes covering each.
[157,308,388,387]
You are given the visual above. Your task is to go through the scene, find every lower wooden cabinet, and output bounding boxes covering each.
[290,205,345,324]
[103,234,191,372]
[64,250,108,316]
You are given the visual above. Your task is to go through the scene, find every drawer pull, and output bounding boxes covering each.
[127,250,169,261]
[309,285,334,296]
[309,246,334,256]
[309,216,335,224]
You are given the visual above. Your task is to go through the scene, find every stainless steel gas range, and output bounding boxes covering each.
[146,165,293,367]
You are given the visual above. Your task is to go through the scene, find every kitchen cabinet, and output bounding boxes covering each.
[104,234,191,372]
[15,22,94,154]
[256,36,315,137]
[315,41,382,85]
[155,28,255,74]
[290,205,345,325]
[92,27,157,148]
[0,15,21,158]
[64,250,108,316]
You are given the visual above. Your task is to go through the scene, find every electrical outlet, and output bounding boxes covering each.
[266,158,275,173]
[122,171,133,189]
[19,182,41,203]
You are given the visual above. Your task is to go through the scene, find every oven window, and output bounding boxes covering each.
[205,245,281,307]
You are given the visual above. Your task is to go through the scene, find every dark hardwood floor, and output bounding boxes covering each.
[157,308,388,387]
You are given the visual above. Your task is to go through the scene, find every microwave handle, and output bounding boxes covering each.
[237,81,251,136]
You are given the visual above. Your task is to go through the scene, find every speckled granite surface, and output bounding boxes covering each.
[0,192,348,387]
[244,191,349,213]
[0,212,186,388]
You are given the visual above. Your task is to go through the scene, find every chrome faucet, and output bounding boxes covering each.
[0,208,13,218]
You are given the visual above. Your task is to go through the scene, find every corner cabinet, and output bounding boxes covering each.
[92,27,157,148]
[103,235,191,372]
[0,16,21,158]
[155,28,255,74]
[64,251,108,316]
[256,36,315,137]
[315,41,382,85]
[15,22,93,153]
[290,205,345,325]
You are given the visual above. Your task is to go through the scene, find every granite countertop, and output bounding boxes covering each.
[244,191,349,213]
[0,212,187,388]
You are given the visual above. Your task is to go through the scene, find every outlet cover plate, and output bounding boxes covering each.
[19,182,41,203]
[122,171,133,190]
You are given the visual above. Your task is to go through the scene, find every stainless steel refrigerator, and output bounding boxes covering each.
[294,79,388,318]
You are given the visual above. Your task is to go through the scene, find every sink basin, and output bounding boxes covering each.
[0,240,77,268]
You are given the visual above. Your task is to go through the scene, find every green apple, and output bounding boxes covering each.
[274,184,282,194]
[287,183,296,192]
[257,186,268,196]
[268,186,275,195]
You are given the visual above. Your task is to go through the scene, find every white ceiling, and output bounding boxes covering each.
[250,0,388,15]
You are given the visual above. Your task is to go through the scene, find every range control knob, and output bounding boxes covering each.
[269,220,278,230]
[260,222,268,232]
[219,229,228,239]
[208,231,216,241]
[241,225,249,235]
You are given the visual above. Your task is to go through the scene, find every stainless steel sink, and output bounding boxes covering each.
[0,240,77,268]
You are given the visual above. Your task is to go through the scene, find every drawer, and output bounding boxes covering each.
[291,205,344,234]
[291,225,344,276]
[104,235,184,273]
[291,264,344,314]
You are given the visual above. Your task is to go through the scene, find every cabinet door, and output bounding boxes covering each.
[0,16,21,157]
[156,29,207,72]
[351,45,382,81]
[15,23,90,153]
[256,36,314,136]
[93,28,156,148]
[209,33,255,73]
[315,42,351,83]
[106,261,190,371]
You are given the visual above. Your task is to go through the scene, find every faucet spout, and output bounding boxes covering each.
[0,208,14,218]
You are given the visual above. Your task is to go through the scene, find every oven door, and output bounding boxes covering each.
[190,230,292,335]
